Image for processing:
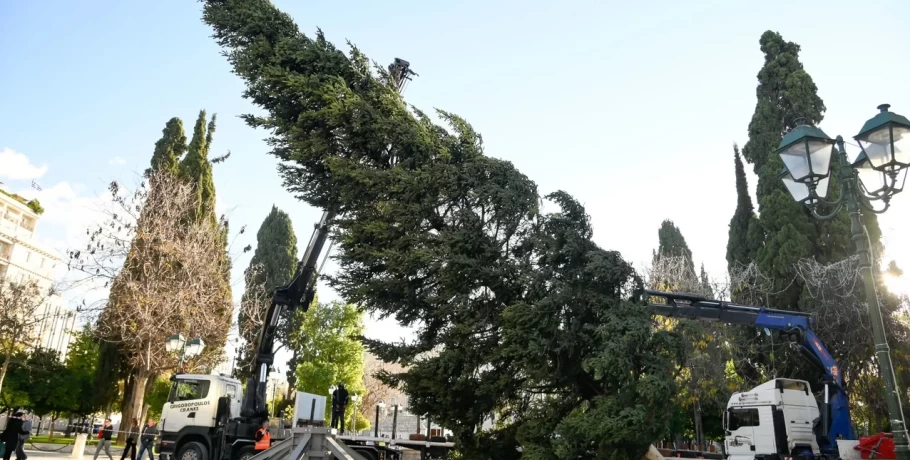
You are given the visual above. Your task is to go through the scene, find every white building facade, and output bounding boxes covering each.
[0,190,74,359]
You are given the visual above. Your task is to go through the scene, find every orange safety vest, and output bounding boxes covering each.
[254,428,271,451]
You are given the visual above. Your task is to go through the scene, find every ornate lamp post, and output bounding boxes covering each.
[165,334,205,373]
[778,104,910,459]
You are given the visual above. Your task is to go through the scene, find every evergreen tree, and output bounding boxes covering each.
[726,145,760,270]
[742,31,827,309]
[237,205,298,380]
[179,110,218,221]
[656,219,694,275]
[148,118,187,176]
[202,2,686,457]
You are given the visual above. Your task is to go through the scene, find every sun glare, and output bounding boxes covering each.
[884,273,910,298]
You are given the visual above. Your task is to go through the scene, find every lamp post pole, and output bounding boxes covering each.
[833,136,910,457]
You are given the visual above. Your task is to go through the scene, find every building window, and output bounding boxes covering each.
[25,252,31,263]
[40,257,45,268]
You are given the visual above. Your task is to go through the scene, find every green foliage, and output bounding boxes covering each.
[0,351,30,411]
[293,301,366,422]
[24,349,74,418]
[656,219,693,269]
[145,378,172,420]
[92,340,125,412]
[148,118,187,176]
[202,3,687,457]
[179,110,218,222]
[726,145,759,271]
[66,326,101,417]
[26,199,44,215]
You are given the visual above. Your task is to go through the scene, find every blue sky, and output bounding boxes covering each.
[2,0,910,352]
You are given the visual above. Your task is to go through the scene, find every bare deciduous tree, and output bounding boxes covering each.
[70,169,233,437]
[236,263,269,378]
[0,275,59,394]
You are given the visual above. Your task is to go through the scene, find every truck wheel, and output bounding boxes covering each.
[232,446,256,460]
[177,442,209,460]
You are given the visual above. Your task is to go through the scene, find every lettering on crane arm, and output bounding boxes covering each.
[812,338,832,361]
[171,401,211,412]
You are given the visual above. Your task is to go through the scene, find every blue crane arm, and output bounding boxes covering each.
[645,289,856,447]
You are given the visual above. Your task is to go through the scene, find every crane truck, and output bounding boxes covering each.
[647,289,887,460]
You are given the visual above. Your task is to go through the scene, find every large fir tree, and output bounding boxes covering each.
[201,2,687,457]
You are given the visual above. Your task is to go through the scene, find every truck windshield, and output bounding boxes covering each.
[727,408,759,431]
[169,379,211,402]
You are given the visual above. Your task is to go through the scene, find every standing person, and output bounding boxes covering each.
[1,412,26,460]
[137,418,158,460]
[331,384,349,432]
[93,419,114,460]
[15,414,31,460]
[253,420,270,452]
[120,419,139,460]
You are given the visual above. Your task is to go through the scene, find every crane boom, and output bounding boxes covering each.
[645,289,856,454]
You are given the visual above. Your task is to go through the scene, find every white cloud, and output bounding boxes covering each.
[109,156,127,166]
[15,178,118,311]
[0,147,48,180]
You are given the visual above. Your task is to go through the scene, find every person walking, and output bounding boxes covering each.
[331,383,349,432]
[1,412,26,460]
[93,419,114,460]
[120,419,139,460]
[137,418,158,460]
[253,420,270,452]
[15,414,31,460]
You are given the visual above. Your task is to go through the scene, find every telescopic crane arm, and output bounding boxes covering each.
[645,289,856,451]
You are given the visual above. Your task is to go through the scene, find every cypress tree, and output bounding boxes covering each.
[743,31,828,308]
[180,110,218,221]
[148,118,187,176]
[726,145,760,270]
[657,219,695,275]
[237,206,298,379]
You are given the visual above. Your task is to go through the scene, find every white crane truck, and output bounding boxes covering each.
[648,290,891,460]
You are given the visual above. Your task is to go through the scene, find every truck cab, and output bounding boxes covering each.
[724,378,822,459]
[158,374,245,460]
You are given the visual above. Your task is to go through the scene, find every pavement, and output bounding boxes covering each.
[20,445,131,460]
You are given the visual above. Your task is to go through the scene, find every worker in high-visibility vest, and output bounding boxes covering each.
[254,421,271,451]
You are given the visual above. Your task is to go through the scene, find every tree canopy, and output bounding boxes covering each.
[293,300,366,425]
